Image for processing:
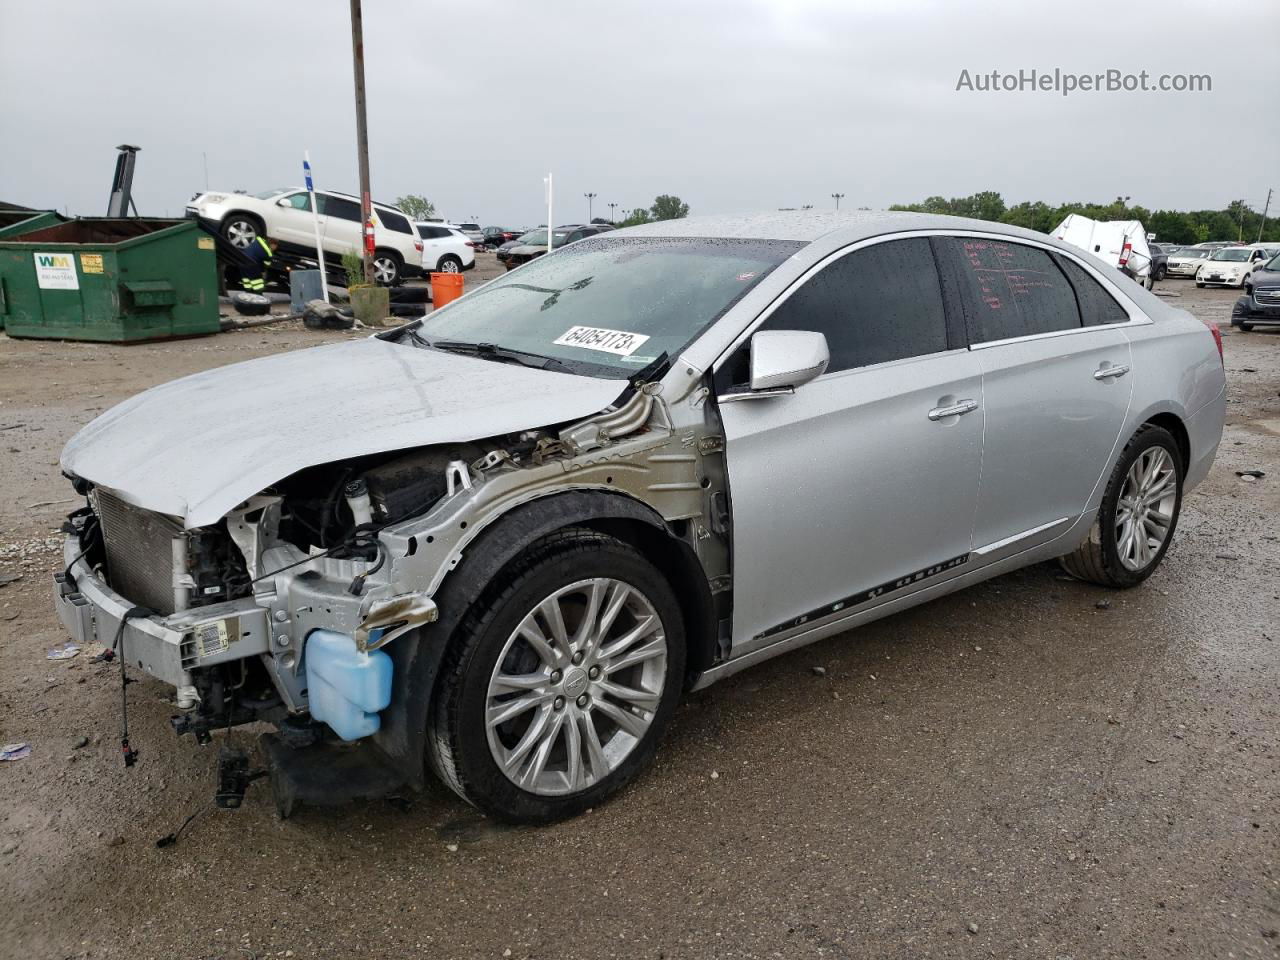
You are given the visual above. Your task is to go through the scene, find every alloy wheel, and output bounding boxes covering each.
[225,220,256,248]
[373,256,397,284]
[1115,446,1177,571]
[484,578,668,796]
[438,258,460,273]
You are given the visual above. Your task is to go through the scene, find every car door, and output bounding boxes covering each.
[933,236,1134,560]
[716,237,984,653]
[318,194,362,256]
[270,191,322,248]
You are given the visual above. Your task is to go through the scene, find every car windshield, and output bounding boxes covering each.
[459,224,480,231]
[1210,248,1250,262]
[1262,253,1280,272]
[1179,249,1209,258]
[252,188,290,200]
[402,236,802,377]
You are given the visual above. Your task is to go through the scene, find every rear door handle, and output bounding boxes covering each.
[927,398,979,421]
[1094,362,1131,380]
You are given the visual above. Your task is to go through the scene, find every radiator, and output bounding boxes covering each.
[92,489,182,615]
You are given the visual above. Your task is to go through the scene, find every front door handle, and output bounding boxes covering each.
[1094,362,1131,381]
[927,398,979,421]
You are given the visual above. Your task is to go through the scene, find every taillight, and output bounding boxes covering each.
[414,241,423,252]
[466,241,477,248]
[1119,241,1132,267]
[1201,316,1224,364]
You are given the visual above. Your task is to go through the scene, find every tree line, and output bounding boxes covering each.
[887,191,1277,245]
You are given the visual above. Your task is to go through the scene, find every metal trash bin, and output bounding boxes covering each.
[0,218,220,342]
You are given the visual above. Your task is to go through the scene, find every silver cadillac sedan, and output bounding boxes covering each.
[53,211,1226,822]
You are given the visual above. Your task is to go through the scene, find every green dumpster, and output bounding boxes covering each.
[0,218,220,342]
[0,208,65,239]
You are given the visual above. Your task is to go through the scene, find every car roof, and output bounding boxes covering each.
[612,209,1064,246]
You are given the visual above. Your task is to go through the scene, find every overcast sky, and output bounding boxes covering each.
[2,0,1276,226]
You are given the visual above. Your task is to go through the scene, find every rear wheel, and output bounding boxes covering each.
[1237,322,1254,332]
[1059,425,1183,588]
[435,254,463,274]
[428,529,685,823]
[372,250,402,286]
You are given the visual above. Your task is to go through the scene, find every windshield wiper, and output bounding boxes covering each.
[427,339,570,372]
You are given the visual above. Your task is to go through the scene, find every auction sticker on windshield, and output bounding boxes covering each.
[553,325,651,357]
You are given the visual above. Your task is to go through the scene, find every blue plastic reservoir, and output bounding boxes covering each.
[303,629,393,741]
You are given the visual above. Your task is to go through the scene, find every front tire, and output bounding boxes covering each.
[1059,425,1183,588]
[220,213,262,249]
[428,529,685,823]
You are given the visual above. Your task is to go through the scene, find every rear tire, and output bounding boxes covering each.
[1237,322,1254,332]
[427,529,685,823]
[1058,425,1183,588]
[372,250,402,286]
[435,254,463,274]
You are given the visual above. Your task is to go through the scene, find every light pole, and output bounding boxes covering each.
[348,0,374,284]
[584,192,597,222]
[831,192,845,211]
[608,202,617,224]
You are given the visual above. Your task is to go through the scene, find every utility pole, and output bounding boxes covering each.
[608,202,617,223]
[584,192,597,221]
[831,192,845,210]
[1258,188,1273,243]
[1236,199,1247,243]
[349,0,374,284]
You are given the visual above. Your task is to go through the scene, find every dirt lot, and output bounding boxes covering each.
[1,272,1277,959]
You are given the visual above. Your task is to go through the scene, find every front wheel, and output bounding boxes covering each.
[1059,424,1183,588]
[428,529,685,823]
[220,214,262,249]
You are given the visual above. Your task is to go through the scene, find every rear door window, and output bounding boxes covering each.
[377,209,412,235]
[936,237,1081,343]
[758,237,949,373]
[1056,256,1130,326]
[319,195,362,222]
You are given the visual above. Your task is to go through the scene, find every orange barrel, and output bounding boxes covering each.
[429,272,465,308]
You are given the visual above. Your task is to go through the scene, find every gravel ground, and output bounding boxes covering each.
[0,274,1277,959]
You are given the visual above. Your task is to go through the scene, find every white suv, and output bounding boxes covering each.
[187,187,423,285]
[415,223,476,274]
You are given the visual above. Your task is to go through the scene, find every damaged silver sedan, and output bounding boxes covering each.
[53,211,1226,822]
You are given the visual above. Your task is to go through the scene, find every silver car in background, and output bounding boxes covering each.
[53,211,1226,823]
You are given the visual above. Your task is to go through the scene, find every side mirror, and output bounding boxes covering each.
[277,197,294,208]
[719,330,830,403]
[750,330,829,390]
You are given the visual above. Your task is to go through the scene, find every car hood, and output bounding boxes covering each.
[509,244,549,255]
[62,337,626,529]
[1251,271,1280,289]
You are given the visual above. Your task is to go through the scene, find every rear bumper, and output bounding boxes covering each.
[53,534,270,691]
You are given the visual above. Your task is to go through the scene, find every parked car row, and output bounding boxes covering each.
[1192,244,1278,289]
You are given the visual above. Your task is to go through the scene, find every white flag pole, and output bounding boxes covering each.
[304,151,330,303]
[545,172,554,253]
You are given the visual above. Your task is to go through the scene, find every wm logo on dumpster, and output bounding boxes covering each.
[36,254,73,269]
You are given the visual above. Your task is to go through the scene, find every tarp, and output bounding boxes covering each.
[1052,214,1153,280]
